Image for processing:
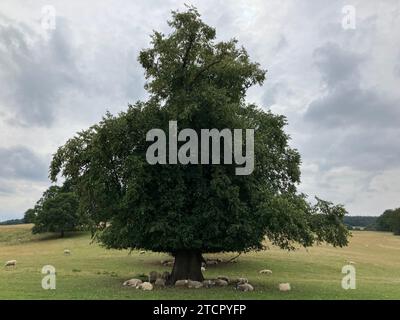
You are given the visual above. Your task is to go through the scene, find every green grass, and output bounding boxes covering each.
[0,224,399,299]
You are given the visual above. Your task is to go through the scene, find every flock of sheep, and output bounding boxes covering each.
[122,257,292,292]
[4,251,292,292]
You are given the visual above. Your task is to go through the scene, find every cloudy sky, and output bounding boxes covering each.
[0,0,399,220]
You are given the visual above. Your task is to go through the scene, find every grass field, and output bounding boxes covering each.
[0,224,399,299]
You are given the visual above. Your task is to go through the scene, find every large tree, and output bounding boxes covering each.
[50,7,349,283]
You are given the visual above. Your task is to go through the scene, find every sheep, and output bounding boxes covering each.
[188,280,203,289]
[123,278,143,287]
[279,283,291,292]
[149,271,160,283]
[201,266,206,272]
[161,259,174,266]
[4,260,17,267]
[237,283,254,292]
[203,280,215,288]
[137,282,153,291]
[217,276,229,283]
[259,269,272,275]
[348,261,356,265]
[175,279,189,287]
[139,250,146,255]
[154,278,166,288]
[214,279,228,287]
[64,249,71,255]
[235,277,248,285]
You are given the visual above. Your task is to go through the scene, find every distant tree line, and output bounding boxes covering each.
[344,209,400,235]
[0,218,25,225]
[343,216,377,230]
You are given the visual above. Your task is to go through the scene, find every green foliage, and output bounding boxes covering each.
[49,7,349,253]
[375,208,400,235]
[23,208,37,224]
[343,216,377,229]
[32,186,80,237]
[0,219,25,226]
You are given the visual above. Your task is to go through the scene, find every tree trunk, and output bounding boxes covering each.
[60,230,64,238]
[168,250,204,285]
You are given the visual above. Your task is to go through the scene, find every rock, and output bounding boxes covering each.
[154,278,166,288]
[138,282,153,291]
[139,250,146,254]
[123,278,143,287]
[259,269,272,275]
[149,271,160,283]
[215,279,228,287]
[217,276,229,282]
[175,280,189,287]
[237,283,254,292]
[203,280,215,288]
[188,280,203,289]
[279,283,291,292]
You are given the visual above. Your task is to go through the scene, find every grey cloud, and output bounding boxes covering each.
[305,86,400,129]
[0,146,48,181]
[0,17,81,127]
[302,42,400,173]
[313,42,362,88]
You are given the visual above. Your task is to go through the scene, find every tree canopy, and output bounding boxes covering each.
[31,185,80,238]
[50,7,349,282]
[375,208,400,235]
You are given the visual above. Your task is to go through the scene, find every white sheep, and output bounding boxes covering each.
[236,277,248,285]
[259,269,272,275]
[203,280,215,288]
[154,278,166,288]
[64,249,71,255]
[175,279,189,287]
[4,260,17,267]
[188,280,203,289]
[137,282,153,291]
[279,283,291,292]
[123,278,143,287]
[215,279,228,287]
[237,283,254,292]
[217,276,229,282]
[201,266,206,272]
